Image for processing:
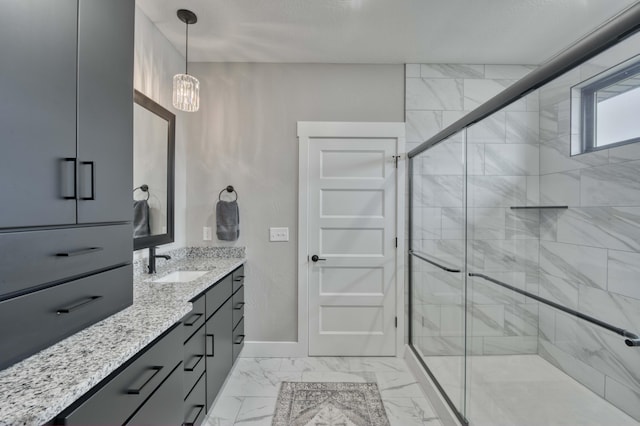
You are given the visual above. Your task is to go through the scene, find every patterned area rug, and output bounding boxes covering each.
[272,382,391,426]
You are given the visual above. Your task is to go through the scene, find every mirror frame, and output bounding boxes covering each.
[133,90,176,251]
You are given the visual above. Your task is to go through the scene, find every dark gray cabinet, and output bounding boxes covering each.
[205,298,233,409]
[0,0,133,229]
[54,324,183,425]
[0,0,134,369]
[77,0,133,224]
[0,0,78,229]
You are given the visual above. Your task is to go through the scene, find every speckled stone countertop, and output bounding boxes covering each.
[0,247,246,426]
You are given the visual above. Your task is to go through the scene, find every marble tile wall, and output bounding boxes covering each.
[407,64,540,357]
[536,33,640,421]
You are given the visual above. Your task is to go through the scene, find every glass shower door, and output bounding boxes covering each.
[410,130,467,417]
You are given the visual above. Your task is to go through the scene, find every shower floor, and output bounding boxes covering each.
[421,353,638,426]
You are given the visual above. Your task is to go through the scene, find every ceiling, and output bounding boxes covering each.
[136,0,639,65]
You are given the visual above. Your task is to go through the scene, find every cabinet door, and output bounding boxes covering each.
[0,0,78,229]
[205,299,233,410]
[124,364,184,426]
[77,0,134,223]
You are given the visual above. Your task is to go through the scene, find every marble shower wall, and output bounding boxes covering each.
[537,33,640,421]
[406,64,540,356]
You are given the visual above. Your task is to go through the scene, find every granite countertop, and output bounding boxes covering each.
[0,247,246,426]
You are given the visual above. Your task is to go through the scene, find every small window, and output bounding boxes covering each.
[571,57,640,155]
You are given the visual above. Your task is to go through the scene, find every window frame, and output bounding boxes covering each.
[578,60,640,155]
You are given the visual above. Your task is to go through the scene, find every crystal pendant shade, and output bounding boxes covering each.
[173,73,200,112]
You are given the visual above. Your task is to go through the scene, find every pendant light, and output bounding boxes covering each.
[173,9,199,112]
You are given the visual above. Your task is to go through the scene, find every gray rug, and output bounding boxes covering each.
[272,382,391,426]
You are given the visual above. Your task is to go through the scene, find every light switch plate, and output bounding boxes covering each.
[270,227,289,242]
[203,227,212,241]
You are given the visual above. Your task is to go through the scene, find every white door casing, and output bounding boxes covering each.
[298,122,406,357]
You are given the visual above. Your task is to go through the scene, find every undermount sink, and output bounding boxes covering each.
[151,270,209,283]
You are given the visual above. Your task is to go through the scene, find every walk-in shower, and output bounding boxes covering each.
[408,5,640,425]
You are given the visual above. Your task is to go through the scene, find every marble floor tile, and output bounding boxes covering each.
[203,396,243,426]
[233,397,277,426]
[204,357,440,426]
[300,371,377,383]
[375,372,424,398]
[383,398,441,426]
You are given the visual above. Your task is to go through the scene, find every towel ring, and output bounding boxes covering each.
[133,184,150,201]
[218,185,238,201]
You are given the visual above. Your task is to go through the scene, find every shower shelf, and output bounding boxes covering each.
[469,272,640,347]
[510,206,568,210]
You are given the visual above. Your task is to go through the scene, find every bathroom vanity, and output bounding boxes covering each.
[0,250,246,426]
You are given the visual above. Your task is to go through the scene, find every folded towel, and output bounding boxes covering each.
[133,200,151,237]
[216,200,240,241]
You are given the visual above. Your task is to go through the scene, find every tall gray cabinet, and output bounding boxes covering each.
[0,0,134,369]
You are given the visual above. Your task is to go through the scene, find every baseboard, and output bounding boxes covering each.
[240,341,306,358]
[404,345,463,426]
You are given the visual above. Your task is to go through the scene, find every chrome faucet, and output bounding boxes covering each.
[148,246,171,274]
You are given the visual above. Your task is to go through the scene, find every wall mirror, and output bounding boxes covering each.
[133,90,175,250]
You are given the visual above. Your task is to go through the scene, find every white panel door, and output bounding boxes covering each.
[308,137,397,356]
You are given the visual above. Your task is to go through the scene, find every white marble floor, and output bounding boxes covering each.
[424,354,639,426]
[203,357,443,426]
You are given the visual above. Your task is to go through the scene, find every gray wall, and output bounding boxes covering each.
[184,63,404,341]
[133,6,188,258]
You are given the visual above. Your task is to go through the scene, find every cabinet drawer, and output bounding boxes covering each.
[0,224,132,299]
[183,295,206,343]
[232,265,245,293]
[184,324,206,397]
[232,285,244,329]
[233,317,245,363]
[205,275,232,319]
[0,265,132,370]
[124,362,183,426]
[54,322,182,425]
[184,373,206,426]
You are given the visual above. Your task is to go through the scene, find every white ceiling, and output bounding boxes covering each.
[136,0,639,65]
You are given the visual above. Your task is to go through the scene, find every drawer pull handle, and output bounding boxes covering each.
[234,302,245,310]
[126,366,163,395]
[80,161,95,200]
[234,334,245,345]
[184,355,204,372]
[233,275,244,281]
[206,334,215,357]
[184,405,205,426]
[56,247,104,257]
[62,158,77,200]
[184,313,203,326]
[56,296,102,314]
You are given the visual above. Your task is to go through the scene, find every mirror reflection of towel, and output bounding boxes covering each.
[216,200,239,241]
[133,200,151,237]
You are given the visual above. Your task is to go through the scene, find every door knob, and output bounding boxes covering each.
[311,255,326,262]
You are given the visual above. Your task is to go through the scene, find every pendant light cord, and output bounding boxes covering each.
[185,21,189,75]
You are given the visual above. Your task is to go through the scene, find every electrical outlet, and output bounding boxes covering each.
[269,227,289,242]
[203,226,212,241]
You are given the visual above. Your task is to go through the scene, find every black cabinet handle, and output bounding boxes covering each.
[311,255,326,262]
[55,247,103,257]
[184,355,204,372]
[233,276,244,282]
[184,313,203,326]
[234,302,245,310]
[62,158,77,200]
[126,366,163,395]
[56,296,102,314]
[234,334,245,345]
[184,405,205,426]
[206,334,215,357]
[80,161,95,200]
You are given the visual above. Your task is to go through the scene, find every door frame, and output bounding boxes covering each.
[297,121,406,357]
